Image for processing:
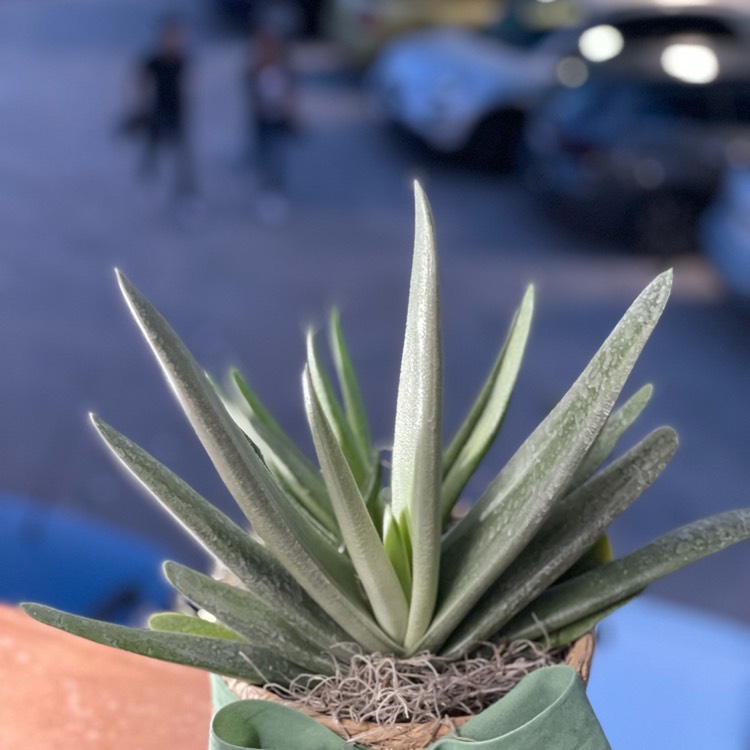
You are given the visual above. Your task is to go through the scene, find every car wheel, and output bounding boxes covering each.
[464,109,525,171]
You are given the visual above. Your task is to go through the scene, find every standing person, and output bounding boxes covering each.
[136,17,196,201]
[247,19,296,223]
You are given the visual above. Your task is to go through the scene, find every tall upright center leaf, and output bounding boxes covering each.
[390,182,443,650]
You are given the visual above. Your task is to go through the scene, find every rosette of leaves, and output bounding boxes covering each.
[24,183,750,686]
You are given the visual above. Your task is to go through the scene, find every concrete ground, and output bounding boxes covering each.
[1,0,749,630]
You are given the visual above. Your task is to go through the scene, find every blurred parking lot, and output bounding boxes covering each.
[1,0,749,633]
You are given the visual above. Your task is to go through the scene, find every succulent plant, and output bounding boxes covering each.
[23,183,750,686]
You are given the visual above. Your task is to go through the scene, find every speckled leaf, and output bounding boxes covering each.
[148,613,245,641]
[567,384,653,491]
[363,456,385,538]
[391,181,443,651]
[558,534,613,583]
[163,561,335,674]
[441,285,534,524]
[227,371,336,535]
[499,508,750,642]
[430,272,672,652]
[541,595,639,649]
[437,428,677,657]
[91,415,349,652]
[224,400,340,541]
[115,271,396,653]
[306,330,368,487]
[329,308,374,463]
[230,369,319,471]
[383,505,412,597]
[21,603,300,683]
[303,367,408,643]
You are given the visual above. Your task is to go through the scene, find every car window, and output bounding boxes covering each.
[628,83,750,124]
[480,0,584,49]
[613,16,737,41]
[480,11,549,48]
[545,79,750,132]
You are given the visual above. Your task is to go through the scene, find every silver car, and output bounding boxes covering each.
[369,0,750,167]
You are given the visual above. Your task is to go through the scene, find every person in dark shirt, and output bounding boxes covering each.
[138,17,195,199]
[246,18,296,223]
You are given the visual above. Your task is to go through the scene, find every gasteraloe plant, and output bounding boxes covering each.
[24,183,750,686]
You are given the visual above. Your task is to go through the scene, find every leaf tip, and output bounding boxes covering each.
[413,180,433,227]
[20,602,49,623]
[653,268,674,299]
[114,267,133,297]
[162,560,180,583]
[522,283,536,309]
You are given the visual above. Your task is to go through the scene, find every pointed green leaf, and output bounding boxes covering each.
[230,369,311,459]
[541,595,639,649]
[567,384,653,490]
[22,603,299,683]
[363,456,385,539]
[229,371,334,520]
[558,534,613,583]
[306,330,369,486]
[391,181,443,651]
[431,271,673,651]
[437,428,677,657]
[499,508,750,642]
[329,309,374,462]
[441,285,534,523]
[304,368,408,643]
[164,561,335,674]
[149,612,245,641]
[222,390,338,537]
[115,271,397,653]
[91,415,349,652]
[383,505,412,597]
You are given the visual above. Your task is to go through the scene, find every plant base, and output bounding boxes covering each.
[212,634,594,750]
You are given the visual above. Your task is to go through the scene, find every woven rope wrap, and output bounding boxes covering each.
[222,634,594,750]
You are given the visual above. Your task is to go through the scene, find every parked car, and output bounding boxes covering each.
[523,20,750,252]
[369,1,750,168]
[368,0,579,166]
[324,0,503,64]
[700,163,750,298]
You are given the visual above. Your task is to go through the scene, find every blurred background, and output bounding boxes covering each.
[1,0,749,743]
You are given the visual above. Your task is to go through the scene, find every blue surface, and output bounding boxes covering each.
[589,596,750,749]
[0,493,173,624]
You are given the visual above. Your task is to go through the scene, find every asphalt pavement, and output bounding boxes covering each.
[1,0,749,625]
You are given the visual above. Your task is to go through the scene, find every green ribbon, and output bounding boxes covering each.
[209,665,610,750]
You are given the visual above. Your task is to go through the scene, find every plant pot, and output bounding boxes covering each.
[210,633,595,750]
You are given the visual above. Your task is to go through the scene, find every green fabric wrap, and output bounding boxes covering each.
[209,665,610,750]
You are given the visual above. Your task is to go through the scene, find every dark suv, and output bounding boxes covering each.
[523,15,750,252]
